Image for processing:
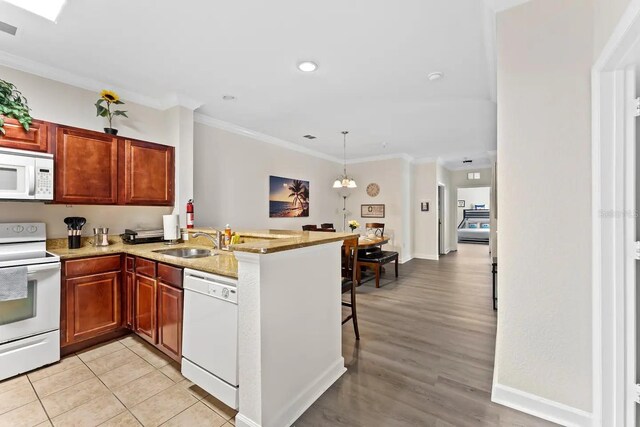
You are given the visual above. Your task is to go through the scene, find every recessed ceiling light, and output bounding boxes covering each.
[298,61,318,72]
[428,71,444,81]
[4,0,66,22]
[222,95,236,101]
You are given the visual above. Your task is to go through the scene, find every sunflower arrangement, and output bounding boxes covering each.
[95,89,128,133]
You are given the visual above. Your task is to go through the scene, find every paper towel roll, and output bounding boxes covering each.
[163,215,180,240]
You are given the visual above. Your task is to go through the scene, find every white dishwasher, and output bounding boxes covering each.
[182,268,239,409]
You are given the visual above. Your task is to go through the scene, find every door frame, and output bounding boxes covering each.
[438,183,446,256]
[593,2,640,425]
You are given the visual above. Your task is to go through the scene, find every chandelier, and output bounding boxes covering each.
[333,131,357,189]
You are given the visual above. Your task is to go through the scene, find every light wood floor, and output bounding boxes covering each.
[295,244,557,427]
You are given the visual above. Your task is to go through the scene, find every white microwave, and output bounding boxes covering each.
[0,147,53,201]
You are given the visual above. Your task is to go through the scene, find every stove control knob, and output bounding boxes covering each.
[27,225,37,233]
[222,288,230,299]
[12,225,24,233]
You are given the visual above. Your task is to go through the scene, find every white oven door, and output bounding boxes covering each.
[0,152,33,200]
[0,262,60,344]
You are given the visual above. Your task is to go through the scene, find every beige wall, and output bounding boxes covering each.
[193,123,341,232]
[495,0,593,412]
[412,162,439,259]
[347,158,413,261]
[0,65,183,238]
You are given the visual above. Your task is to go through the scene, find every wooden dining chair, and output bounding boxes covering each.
[302,224,318,231]
[358,222,399,288]
[342,237,360,340]
[320,223,334,229]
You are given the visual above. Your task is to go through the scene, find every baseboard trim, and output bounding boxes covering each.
[271,358,346,427]
[236,358,346,427]
[412,253,438,260]
[400,256,413,264]
[492,383,592,427]
[235,414,261,427]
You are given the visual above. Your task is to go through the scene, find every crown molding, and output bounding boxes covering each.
[346,152,414,165]
[412,156,438,165]
[194,113,343,163]
[0,51,200,111]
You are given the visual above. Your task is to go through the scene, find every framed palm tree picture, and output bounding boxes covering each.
[269,175,310,217]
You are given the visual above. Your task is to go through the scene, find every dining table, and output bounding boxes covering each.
[357,235,389,248]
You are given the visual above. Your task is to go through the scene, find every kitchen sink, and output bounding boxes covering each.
[153,248,216,259]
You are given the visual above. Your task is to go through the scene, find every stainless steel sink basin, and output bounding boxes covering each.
[153,248,215,259]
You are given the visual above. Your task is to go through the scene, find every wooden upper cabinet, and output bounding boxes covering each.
[0,117,49,152]
[121,139,174,206]
[55,127,119,204]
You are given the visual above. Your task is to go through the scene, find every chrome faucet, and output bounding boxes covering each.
[193,231,223,250]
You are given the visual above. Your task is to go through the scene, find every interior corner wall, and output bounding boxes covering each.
[193,122,341,231]
[412,162,438,260]
[494,0,593,416]
[0,65,182,238]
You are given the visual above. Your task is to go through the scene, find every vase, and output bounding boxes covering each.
[104,128,118,135]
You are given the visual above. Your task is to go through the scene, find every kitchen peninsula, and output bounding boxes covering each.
[48,228,353,427]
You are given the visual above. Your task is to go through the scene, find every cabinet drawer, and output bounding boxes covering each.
[135,257,156,278]
[64,255,122,278]
[158,263,183,288]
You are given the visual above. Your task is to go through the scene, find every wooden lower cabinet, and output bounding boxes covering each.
[134,274,157,344]
[61,254,184,361]
[157,282,183,361]
[64,271,121,345]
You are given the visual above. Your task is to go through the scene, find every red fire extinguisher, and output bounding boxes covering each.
[186,199,194,229]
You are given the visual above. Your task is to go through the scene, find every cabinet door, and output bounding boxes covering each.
[134,274,157,344]
[157,282,183,362]
[55,127,118,204]
[65,271,122,344]
[0,118,49,152]
[121,139,174,206]
[125,271,135,329]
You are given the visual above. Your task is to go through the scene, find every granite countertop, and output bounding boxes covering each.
[185,228,354,254]
[47,238,239,278]
[47,229,353,278]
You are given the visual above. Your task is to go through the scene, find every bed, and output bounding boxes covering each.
[458,209,490,244]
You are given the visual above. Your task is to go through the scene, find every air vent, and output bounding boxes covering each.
[0,21,17,36]
[303,135,316,140]
[462,159,473,164]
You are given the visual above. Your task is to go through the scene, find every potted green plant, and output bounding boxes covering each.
[95,89,128,135]
[0,79,32,135]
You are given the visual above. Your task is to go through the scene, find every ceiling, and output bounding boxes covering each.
[0,0,512,163]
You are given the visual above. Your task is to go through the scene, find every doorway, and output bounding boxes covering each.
[593,3,640,424]
[456,186,491,246]
[438,184,445,256]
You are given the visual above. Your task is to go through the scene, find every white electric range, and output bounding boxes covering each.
[0,222,61,380]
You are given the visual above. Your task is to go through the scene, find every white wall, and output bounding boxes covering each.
[346,157,412,261]
[457,187,490,224]
[0,65,186,238]
[494,0,593,415]
[193,122,341,231]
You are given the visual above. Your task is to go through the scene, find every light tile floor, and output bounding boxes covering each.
[0,334,237,427]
